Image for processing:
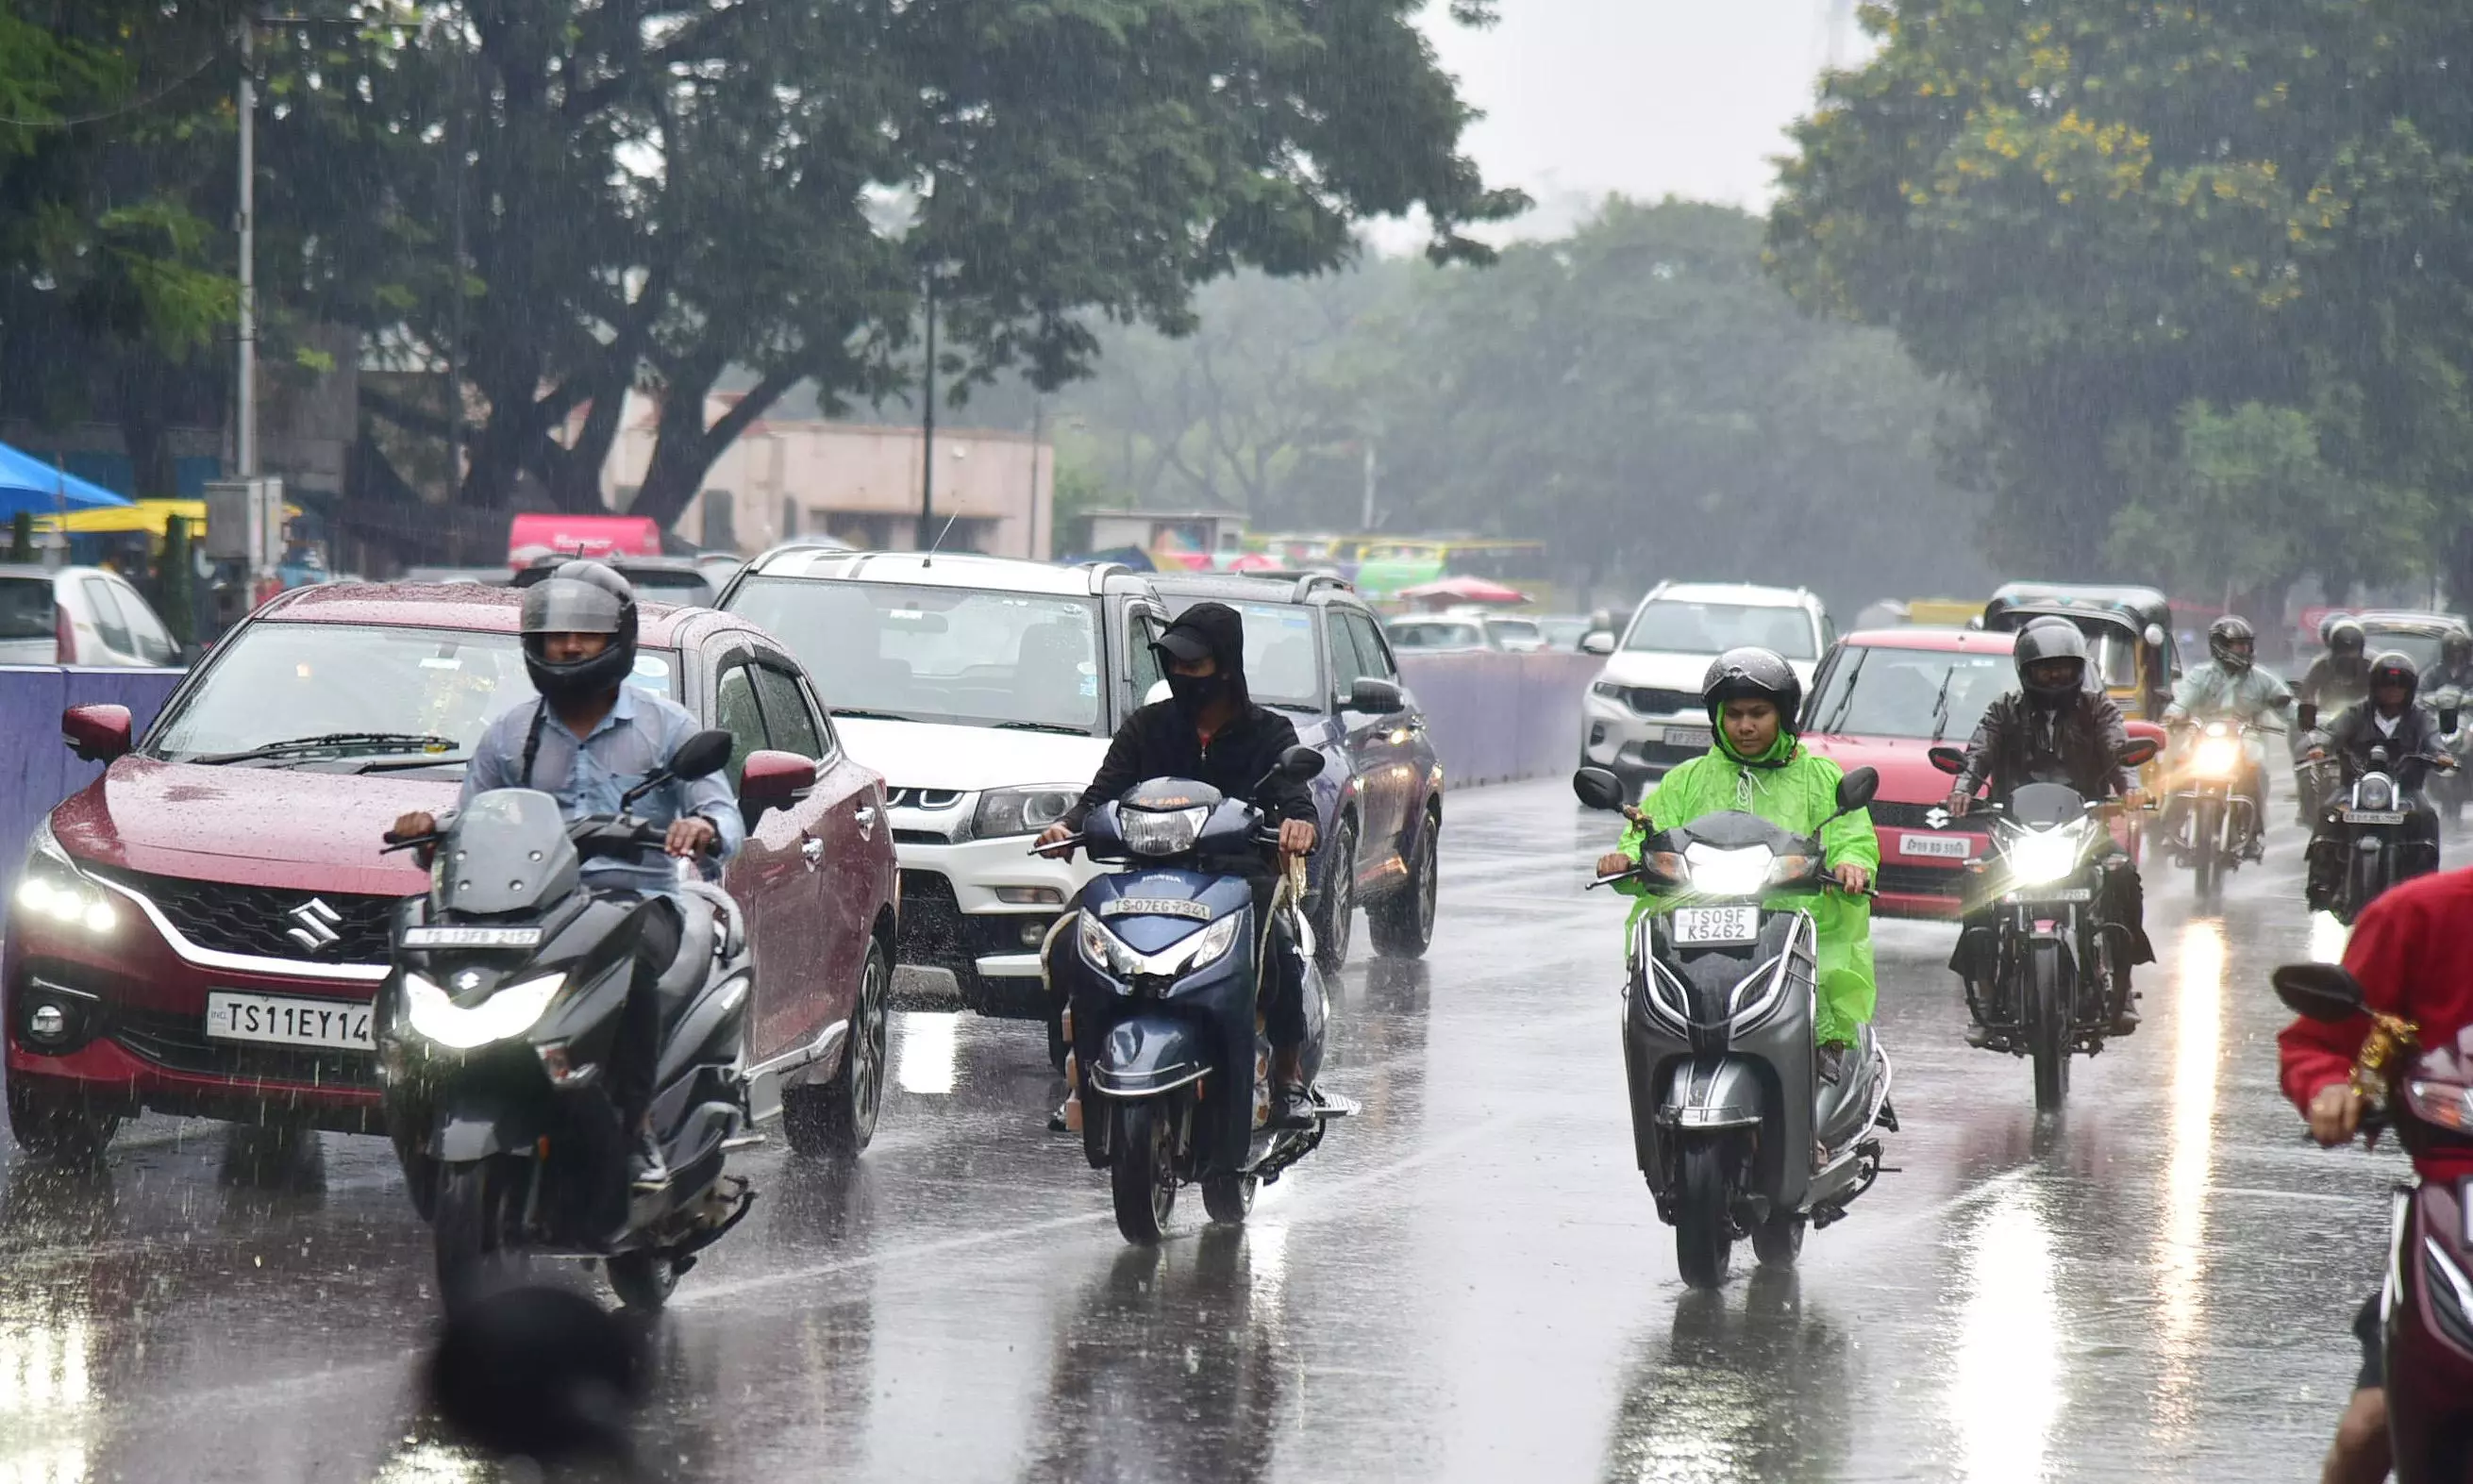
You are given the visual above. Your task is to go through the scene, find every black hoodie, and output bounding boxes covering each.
[1062,601,1317,835]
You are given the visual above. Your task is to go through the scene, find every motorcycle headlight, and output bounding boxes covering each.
[1680,843,1775,897]
[2193,735,2243,778]
[2357,775,2398,811]
[972,786,1081,840]
[12,819,119,936]
[1120,806,1208,858]
[402,969,564,1050]
[2005,825,2087,887]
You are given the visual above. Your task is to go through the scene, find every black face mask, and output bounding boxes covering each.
[1166,672,1225,716]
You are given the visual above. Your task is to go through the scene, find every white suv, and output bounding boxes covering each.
[1579,581,1832,792]
[719,549,1170,1025]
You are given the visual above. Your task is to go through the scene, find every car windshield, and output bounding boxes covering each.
[1807,647,2011,741]
[727,576,1105,734]
[146,622,680,766]
[1624,600,1816,659]
[1165,598,1322,709]
[0,575,51,641]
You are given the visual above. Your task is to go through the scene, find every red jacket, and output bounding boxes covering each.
[2280,867,2473,1178]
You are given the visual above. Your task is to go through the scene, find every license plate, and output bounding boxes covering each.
[2002,887,2094,905]
[1898,831,1971,859]
[400,925,543,949]
[205,992,374,1051]
[2343,809,2407,825]
[1661,725,1713,751]
[1671,906,1759,945]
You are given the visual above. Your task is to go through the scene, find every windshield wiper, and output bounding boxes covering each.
[1928,665,1959,743]
[192,731,462,766]
[357,754,472,774]
[827,709,912,722]
[993,721,1094,736]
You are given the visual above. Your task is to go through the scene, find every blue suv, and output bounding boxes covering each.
[1146,573,1444,968]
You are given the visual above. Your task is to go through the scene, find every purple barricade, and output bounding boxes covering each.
[1395,652,1600,789]
[0,666,186,908]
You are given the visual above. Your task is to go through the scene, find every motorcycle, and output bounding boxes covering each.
[1572,762,1897,1290]
[2274,960,2473,1483]
[1929,735,2161,1113]
[1041,746,1354,1244]
[2428,685,2473,833]
[2169,718,2263,902]
[376,728,760,1311]
[2299,700,2458,926]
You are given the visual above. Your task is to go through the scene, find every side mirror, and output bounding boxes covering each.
[2145,623,2167,649]
[670,727,736,783]
[1573,766,1627,811]
[1347,676,1405,714]
[2117,737,2160,768]
[2271,962,2367,1023]
[1927,745,1967,776]
[1833,765,1880,813]
[2297,703,2318,733]
[61,704,132,764]
[1277,744,1327,782]
[1580,631,1616,656]
[739,749,818,815]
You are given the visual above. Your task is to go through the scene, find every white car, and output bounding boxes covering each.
[719,548,1171,1030]
[1579,580,1832,792]
[0,562,182,667]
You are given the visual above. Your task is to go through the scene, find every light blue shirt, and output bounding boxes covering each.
[459,685,744,898]
[2166,661,2294,733]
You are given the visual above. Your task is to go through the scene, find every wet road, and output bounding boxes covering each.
[0,779,2409,1482]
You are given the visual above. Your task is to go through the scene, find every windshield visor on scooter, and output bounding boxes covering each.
[439,789,579,916]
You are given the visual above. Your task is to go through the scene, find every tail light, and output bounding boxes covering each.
[53,603,74,664]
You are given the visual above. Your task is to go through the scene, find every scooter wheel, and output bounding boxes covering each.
[605,1249,678,1311]
[1202,1174,1257,1224]
[1751,1210,1804,1266]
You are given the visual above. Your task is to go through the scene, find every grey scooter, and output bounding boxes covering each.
[1576,765,1897,1289]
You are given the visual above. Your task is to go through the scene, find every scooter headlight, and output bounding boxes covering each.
[1078,909,1244,982]
[1180,913,1244,971]
[1680,843,1775,898]
[2356,775,2398,812]
[402,970,565,1050]
[2005,825,2086,887]
[2193,733,2243,779]
[1078,911,1142,980]
[1120,806,1209,858]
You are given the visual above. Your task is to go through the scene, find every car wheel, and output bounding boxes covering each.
[1369,807,1439,959]
[1312,817,1357,972]
[785,935,892,1159]
[6,1079,120,1167]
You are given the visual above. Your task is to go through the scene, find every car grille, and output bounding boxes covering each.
[110,1005,379,1092]
[1609,686,1699,717]
[91,868,399,966]
[1869,801,1949,830]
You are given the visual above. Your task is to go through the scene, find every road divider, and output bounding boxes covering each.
[1395,651,1598,788]
[0,665,185,916]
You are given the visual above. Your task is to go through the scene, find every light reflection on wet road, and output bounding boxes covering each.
[0,780,2415,1481]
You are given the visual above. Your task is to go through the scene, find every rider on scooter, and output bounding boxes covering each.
[2303,651,2445,912]
[1592,647,1879,1084]
[2297,618,2374,824]
[2161,614,2292,862]
[390,560,744,1192]
[1943,618,2154,1041]
[2279,864,2473,1484]
[1037,602,1321,1126]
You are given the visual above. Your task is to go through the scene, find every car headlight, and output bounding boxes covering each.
[1681,843,1775,897]
[1078,910,1244,982]
[402,969,564,1050]
[2192,734,2243,778]
[12,819,118,935]
[2005,825,2086,887]
[1591,680,1627,701]
[1120,806,1208,858]
[973,786,1081,840]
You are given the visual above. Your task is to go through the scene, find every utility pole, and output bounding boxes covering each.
[916,271,937,549]
[1360,440,1379,530]
[235,12,258,479]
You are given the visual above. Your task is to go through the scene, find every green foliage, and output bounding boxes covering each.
[1769,0,2473,599]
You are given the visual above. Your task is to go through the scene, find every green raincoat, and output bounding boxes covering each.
[1611,732,1880,1046]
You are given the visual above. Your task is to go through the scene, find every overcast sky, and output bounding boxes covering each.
[1418,0,1862,237]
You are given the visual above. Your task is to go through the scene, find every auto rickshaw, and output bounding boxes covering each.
[1981,583,2179,722]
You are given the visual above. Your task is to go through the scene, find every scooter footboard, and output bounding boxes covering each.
[1089,1016,1211,1098]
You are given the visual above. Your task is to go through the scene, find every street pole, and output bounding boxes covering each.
[236,12,257,479]
[1360,439,1378,530]
[1027,398,1043,559]
[916,271,936,549]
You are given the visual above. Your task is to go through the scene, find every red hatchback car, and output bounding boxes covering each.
[6,582,897,1158]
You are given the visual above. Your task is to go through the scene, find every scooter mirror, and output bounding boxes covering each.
[669,728,736,783]
[1572,767,1626,811]
[2297,703,2318,733]
[2444,708,2462,735]
[2271,962,2367,1023]
[2117,736,2160,768]
[1277,744,1327,781]
[1926,745,1967,776]
[1834,765,1880,813]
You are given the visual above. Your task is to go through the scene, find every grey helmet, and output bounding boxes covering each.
[519,559,639,701]
[2207,614,2255,674]
[1702,646,1803,734]
[2013,617,2090,705]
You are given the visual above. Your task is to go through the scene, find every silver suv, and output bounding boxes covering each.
[1579,581,1832,792]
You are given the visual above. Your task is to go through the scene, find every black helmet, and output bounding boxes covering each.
[2207,614,2255,673]
[1702,646,1803,733]
[2369,649,2420,702]
[2328,618,2366,657]
[520,559,639,702]
[2013,618,2090,703]
[2445,628,2472,666]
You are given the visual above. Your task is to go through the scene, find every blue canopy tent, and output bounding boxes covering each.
[0,440,133,519]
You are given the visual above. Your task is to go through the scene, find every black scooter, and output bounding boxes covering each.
[1042,746,1355,1244]
[377,728,759,1311]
